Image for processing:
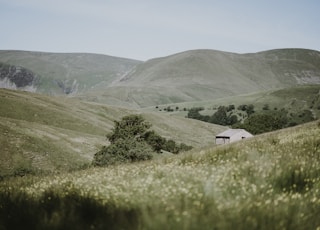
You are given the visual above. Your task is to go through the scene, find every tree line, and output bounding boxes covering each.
[187,104,315,134]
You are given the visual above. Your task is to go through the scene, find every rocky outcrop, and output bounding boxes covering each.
[55,79,79,95]
[0,63,38,91]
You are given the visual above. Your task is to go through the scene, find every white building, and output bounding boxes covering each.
[215,129,253,145]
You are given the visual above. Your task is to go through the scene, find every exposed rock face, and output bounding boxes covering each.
[0,63,38,91]
[55,79,79,95]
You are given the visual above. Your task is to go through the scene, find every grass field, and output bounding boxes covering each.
[148,85,320,120]
[1,120,319,229]
[0,89,224,178]
[1,48,320,229]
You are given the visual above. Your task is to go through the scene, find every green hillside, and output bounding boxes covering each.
[1,120,319,229]
[149,85,320,118]
[0,89,224,178]
[1,47,320,229]
[1,49,319,108]
[0,50,141,95]
[101,49,320,107]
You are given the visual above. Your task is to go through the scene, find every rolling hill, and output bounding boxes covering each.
[1,48,320,177]
[0,50,141,95]
[1,119,320,229]
[1,48,320,229]
[0,88,225,178]
[1,49,319,108]
[99,49,320,107]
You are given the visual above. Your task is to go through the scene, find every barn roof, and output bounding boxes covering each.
[216,129,252,138]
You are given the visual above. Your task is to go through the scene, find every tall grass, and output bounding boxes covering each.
[1,121,320,229]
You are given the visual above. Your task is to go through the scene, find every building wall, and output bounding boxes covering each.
[215,137,230,145]
[216,130,253,145]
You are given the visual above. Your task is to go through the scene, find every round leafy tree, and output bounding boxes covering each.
[93,114,153,166]
[92,114,192,166]
[107,114,151,143]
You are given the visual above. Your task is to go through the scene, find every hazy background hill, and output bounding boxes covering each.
[0,50,140,95]
[1,49,319,108]
[100,49,320,107]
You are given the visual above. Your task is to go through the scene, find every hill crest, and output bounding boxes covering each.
[99,48,320,107]
[1,48,320,108]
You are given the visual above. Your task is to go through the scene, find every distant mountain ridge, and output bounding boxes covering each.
[0,50,141,95]
[103,48,320,107]
[0,48,319,107]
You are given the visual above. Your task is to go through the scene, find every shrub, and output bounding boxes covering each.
[93,115,192,166]
[93,138,153,166]
[263,104,270,110]
[240,111,288,134]
[143,130,166,153]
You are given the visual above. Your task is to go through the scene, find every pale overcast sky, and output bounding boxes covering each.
[0,0,319,60]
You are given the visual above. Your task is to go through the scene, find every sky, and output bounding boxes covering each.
[0,0,319,61]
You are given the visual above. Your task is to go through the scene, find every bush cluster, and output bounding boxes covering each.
[187,103,315,134]
[187,105,241,126]
[92,115,192,166]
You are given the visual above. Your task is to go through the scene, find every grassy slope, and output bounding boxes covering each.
[0,89,224,177]
[146,85,320,119]
[0,50,141,94]
[1,120,319,229]
[1,49,319,109]
[100,49,320,107]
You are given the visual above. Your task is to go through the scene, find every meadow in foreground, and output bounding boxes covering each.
[1,121,320,229]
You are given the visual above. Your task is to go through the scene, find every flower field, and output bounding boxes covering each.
[1,121,320,229]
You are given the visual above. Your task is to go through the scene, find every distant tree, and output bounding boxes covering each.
[166,106,174,112]
[228,115,238,125]
[263,104,270,110]
[187,107,207,121]
[209,106,228,125]
[240,110,288,134]
[288,109,315,126]
[246,104,255,116]
[237,104,255,116]
[238,104,247,111]
[227,105,235,112]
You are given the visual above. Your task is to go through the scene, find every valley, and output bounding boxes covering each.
[0,48,320,229]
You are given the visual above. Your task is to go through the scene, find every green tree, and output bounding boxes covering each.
[93,114,192,166]
[241,110,288,134]
[246,104,255,116]
[107,114,151,143]
[93,115,153,166]
[164,140,179,154]
[187,107,202,119]
[143,130,166,153]
[92,138,153,166]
